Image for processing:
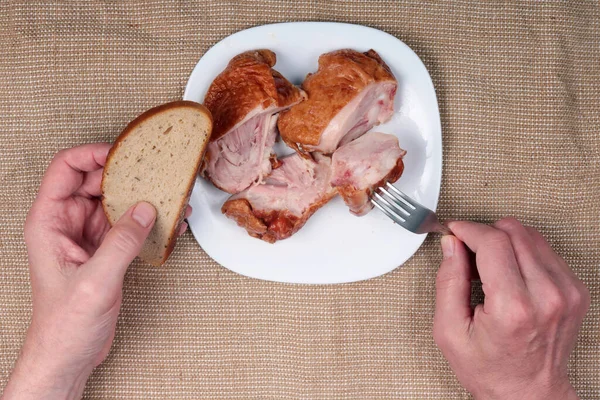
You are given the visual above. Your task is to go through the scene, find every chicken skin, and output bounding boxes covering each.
[202,50,305,194]
[278,49,397,155]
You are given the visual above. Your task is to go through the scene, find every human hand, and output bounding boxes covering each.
[434,218,590,400]
[2,144,190,400]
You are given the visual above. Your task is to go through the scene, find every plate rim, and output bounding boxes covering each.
[183,21,443,284]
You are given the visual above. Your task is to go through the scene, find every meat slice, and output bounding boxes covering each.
[278,49,397,155]
[202,49,305,193]
[331,132,406,216]
[222,153,336,243]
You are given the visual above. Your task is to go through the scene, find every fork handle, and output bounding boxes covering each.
[420,213,452,235]
[434,224,453,236]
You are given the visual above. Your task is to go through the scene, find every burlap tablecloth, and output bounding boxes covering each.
[1,1,598,399]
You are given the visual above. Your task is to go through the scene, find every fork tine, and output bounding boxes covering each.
[373,184,448,235]
[375,189,411,216]
[371,198,406,225]
[385,183,417,209]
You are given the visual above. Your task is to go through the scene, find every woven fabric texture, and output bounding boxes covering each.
[0,1,599,399]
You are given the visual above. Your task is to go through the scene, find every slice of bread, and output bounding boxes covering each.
[101,100,212,266]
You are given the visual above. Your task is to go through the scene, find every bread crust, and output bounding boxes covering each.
[101,100,212,266]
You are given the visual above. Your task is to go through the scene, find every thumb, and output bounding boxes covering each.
[87,202,156,286]
[433,235,473,345]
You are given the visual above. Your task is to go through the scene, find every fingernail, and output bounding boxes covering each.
[132,202,156,228]
[441,235,454,259]
[178,222,188,236]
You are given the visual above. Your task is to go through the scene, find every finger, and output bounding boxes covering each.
[447,220,479,278]
[524,226,577,279]
[467,248,479,281]
[434,235,473,341]
[39,143,111,201]
[184,205,192,219]
[74,169,104,198]
[527,227,591,322]
[523,226,589,310]
[447,221,527,297]
[177,222,188,236]
[84,202,156,287]
[493,218,554,291]
[82,201,112,254]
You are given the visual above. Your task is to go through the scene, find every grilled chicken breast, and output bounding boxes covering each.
[278,49,397,155]
[202,50,305,193]
[222,153,336,243]
[331,132,406,216]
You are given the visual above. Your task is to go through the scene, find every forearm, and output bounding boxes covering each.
[3,370,88,400]
[2,335,91,400]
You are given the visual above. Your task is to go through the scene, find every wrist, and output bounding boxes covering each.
[2,331,92,400]
[475,379,579,400]
[523,380,579,400]
[562,384,580,400]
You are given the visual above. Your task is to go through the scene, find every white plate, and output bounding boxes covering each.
[184,22,442,284]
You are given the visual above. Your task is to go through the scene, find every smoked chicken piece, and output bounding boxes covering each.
[222,153,336,243]
[331,132,406,216]
[202,50,306,193]
[277,49,397,155]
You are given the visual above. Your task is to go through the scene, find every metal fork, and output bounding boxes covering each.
[371,182,451,235]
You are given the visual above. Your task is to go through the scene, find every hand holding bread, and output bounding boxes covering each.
[3,144,162,399]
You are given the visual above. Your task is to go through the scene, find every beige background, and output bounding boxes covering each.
[1,1,599,399]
